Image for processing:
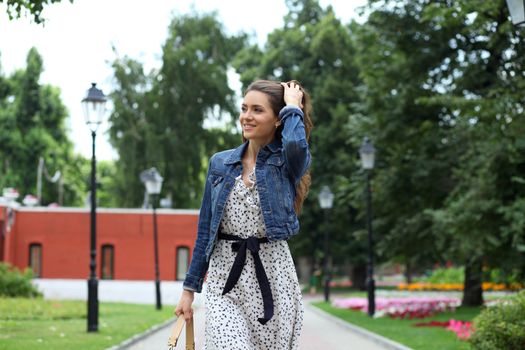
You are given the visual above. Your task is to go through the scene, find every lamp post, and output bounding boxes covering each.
[359,136,376,317]
[140,167,164,310]
[82,83,107,332]
[318,185,334,303]
[506,0,525,26]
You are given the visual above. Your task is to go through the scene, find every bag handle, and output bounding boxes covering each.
[167,316,195,350]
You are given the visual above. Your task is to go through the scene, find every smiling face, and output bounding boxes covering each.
[240,90,279,145]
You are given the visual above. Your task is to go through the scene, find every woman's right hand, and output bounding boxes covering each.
[175,289,195,321]
[281,81,304,109]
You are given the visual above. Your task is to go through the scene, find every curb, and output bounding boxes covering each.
[305,303,414,350]
[105,316,176,350]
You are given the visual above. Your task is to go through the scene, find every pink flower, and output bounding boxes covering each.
[332,296,461,319]
[446,319,473,340]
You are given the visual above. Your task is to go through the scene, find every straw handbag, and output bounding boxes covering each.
[167,316,195,350]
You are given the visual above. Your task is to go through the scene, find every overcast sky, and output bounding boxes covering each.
[0,0,367,160]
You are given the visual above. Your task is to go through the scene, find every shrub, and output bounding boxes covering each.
[419,266,464,284]
[469,291,525,350]
[0,262,42,298]
[485,267,522,285]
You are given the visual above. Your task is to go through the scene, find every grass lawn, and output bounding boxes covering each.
[0,297,175,350]
[312,301,481,350]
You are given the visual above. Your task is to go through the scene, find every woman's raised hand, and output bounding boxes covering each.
[281,81,304,109]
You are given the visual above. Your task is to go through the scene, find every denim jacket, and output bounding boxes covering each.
[183,105,311,292]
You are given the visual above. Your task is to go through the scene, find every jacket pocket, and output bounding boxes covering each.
[267,155,284,166]
[211,173,224,187]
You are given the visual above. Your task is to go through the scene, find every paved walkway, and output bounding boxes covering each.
[34,280,409,350]
[123,302,393,350]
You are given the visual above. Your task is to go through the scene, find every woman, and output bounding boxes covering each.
[176,80,313,349]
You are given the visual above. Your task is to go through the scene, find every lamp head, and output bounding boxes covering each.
[359,136,376,170]
[319,185,334,209]
[82,83,107,132]
[140,167,164,195]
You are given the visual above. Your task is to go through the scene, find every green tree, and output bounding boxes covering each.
[418,0,525,305]
[107,55,150,207]
[1,0,73,23]
[355,0,525,306]
[349,0,463,285]
[109,12,245,208]
[92,160,118,208]
[0,47,84,206]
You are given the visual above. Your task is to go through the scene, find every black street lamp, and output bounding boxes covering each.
[359,136,376,317]
[140,167,164,310]
[82,83,107,332]
[318,185,334,303]
[506,0,525,26]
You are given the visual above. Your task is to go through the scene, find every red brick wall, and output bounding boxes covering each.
[1,206,198,281]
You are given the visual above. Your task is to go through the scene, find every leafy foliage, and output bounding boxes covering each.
[419,267,465,284]
[0,47,87,206]
[1,0,73,23]
[0,263,42,298]
[470,291,525,350]
[349,0,525,304]
[109,12,245,208]
[413,0,525,303]
[351,0,461,277]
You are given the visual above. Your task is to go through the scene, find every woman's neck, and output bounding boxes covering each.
[245,141,261,164]
[245,136,274,163]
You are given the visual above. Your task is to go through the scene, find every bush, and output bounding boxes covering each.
[419,266,465,284]
[0,262,42,298]
[469,291,525,350]
[485,267,522,285]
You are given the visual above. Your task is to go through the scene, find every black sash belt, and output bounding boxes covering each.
[218,232,274,325]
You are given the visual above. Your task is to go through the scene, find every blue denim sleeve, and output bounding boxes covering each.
[279,105,311,185]
[183,158,213,293]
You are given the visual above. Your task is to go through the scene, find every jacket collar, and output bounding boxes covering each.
[224,138,282,165]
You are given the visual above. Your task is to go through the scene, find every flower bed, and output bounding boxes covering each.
[397,282,523,291]
[333,296,461,319]
[414,319,473,340]
[333,296,475,340]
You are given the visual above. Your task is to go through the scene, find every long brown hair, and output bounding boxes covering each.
[243,80,313,215]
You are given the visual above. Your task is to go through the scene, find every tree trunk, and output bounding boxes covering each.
[351,263,367,291]
[462,257,484,307]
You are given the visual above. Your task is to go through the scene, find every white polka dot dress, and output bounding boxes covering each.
[204,167,304,350]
